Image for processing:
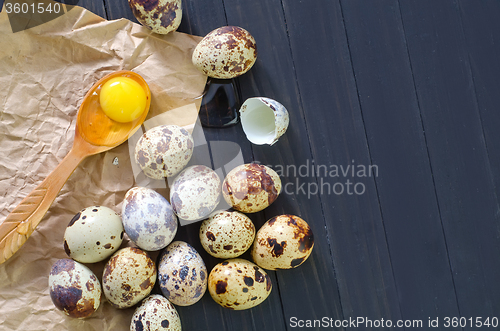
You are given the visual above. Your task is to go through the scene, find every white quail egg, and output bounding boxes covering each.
[208,258,272,310]
[49,259,101,318]
[102,247,156,309]
[222,163,281,213]
[170,165,221,222]
[192,26,257,79]
[135,125,194,179]
[199,210,255,258]
[63,206,124,263]
[158,241,207,306]
[131,295,182,331]
[251,215,314,270]
[122,187,178,251]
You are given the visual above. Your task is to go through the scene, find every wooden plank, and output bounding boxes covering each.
[279,0,402,322]
[458,0,500,203]
[222,0,347,325]
[399,0,500,319]
[104,1,287,330]
[340,0,461,323]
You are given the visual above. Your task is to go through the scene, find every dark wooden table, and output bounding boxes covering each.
[5,0,500,330]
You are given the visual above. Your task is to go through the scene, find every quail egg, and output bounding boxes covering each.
[222,163,281,213]
[131,295,182,331]
[129,0,182,35]
[199,210,255,258]
[208,258,272,310]
[192,26,257,79]
[252,215,314,270]
[158,241,207,306]
[122,187,178,251]
[170,165,221,222]
[49,259,101,318]
[102,247,156,309]
[63,206,124,263]
[135,124,194,179]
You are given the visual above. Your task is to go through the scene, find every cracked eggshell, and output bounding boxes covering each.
[135,125,194,179]
[122,187,178,251]
[192,26,257,79]
[222,163,281,213]
[252,215,314,270]
[129,0,182,35]
[63,206,124,263]
[170,165,221,221]
[208,258,272,310]
[102,247,156,309]
[49,259,101,319]
[240,97,289,146]
[199,210,255,258]
[158,241,207,306]
[131,295,182,331]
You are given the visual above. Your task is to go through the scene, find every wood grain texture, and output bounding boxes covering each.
[222,0,344,325]
[399,0,500,319]
[280,0,402,321]
[340,0,460,322]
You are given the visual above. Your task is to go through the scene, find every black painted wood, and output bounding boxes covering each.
[281,0,402,322]
[340,0,461,325]
[222,0,344,326]
[458,0,500,203]
[399,0,500,322]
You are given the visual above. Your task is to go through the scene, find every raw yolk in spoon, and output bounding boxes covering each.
[99,77,147,123]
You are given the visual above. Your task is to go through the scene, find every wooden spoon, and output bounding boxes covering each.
[0,70,151,264]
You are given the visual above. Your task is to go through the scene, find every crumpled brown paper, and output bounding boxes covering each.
[0,3,207,330]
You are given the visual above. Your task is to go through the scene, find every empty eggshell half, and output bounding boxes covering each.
[240,97,289,146]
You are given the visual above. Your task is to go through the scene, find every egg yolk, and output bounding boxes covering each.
[99,77,147,123]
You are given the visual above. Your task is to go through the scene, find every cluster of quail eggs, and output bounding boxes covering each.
[48,1,312,330]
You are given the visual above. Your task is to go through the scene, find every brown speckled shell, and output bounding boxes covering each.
[208,259,272,310]
[63,206,124,263]
[251,215,314,270]
[129,0,182,35]
[192,26,257,79]
[135,125,194,179]
[131,295,182,331]
[122,187,178,251]
[102,247,156,309]
[199,210,255,258]
[158,241,207,306]
[222,163,281,213]
[170,165,221,221]
[48,259,101,319]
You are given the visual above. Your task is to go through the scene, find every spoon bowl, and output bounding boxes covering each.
[0,70,150,263]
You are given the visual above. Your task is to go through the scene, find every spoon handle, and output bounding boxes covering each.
[0,147,87,264]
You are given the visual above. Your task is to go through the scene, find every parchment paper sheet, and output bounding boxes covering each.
[0,4,207,330]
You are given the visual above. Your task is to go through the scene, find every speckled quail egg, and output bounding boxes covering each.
[222,163,281,213]
[252,215,314,270]
[199,210,255,258]
[158,241,207,306]
[122,187,178,251]
[63,206,124,263]
[208,258,272,310]
[192,26,257,79]
[131,295,182,331]
[135,125,194,179]
[129,0,182,35]
[102,247,156,309]
[49,259,101,318]
[170,165,221,221]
